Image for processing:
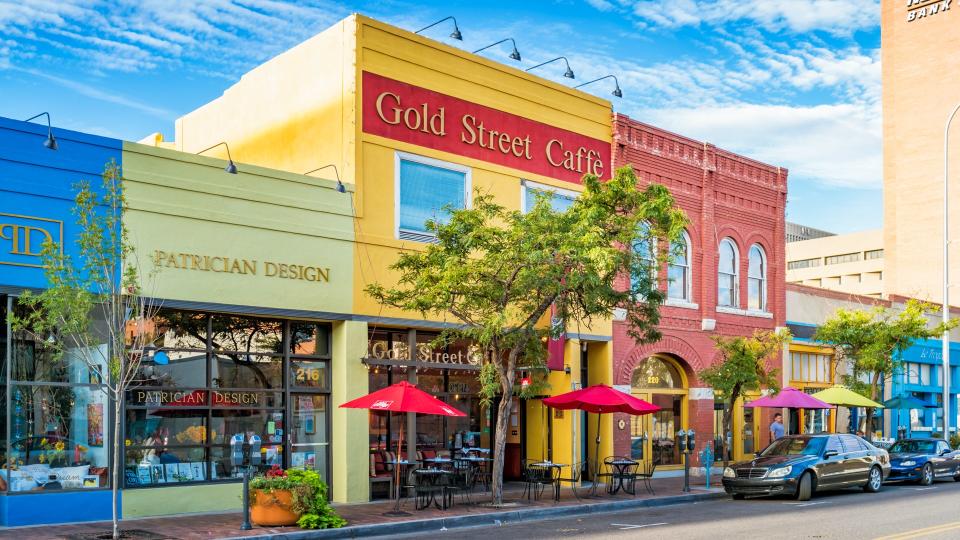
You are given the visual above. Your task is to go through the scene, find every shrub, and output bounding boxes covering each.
[248,465,346,529]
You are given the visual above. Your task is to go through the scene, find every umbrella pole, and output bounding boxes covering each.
[592,412,602,496]
[384,412,410,516]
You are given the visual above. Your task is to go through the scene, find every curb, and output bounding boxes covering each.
[223,490,726,539]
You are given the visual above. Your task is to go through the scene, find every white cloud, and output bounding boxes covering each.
[16,67,175,118]
[636,102,882,189]
[619,0,879,35]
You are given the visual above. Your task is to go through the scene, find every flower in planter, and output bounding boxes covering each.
[248,466,346,529]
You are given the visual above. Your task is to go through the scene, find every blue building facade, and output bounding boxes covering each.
[890,339,960,438]
[0,116,121,526]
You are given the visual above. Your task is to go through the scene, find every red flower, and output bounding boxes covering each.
[265,464,286,478]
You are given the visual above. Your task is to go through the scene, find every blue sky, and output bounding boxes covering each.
[0,0,882,233]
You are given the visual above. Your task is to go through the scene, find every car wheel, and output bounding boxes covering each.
[863,466,883,493]
[731,493,745,500]
[920,464,934,486]
[796,472,813,501]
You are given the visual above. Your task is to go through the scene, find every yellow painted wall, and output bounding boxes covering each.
[123,483,240,518]
[331,320,370,503]
[881,0,960,302]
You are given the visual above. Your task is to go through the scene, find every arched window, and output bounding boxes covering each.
[667,231,692,301]
[631,222,656,294]
[631,356,684,389]
[718,238,739,307]
[748,244,767,311]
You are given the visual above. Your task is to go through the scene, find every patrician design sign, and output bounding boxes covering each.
[0,213,63,269]
[152,250,331,283]
[130,389,264,406]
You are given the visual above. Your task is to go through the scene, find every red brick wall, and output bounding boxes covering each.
[611,114,788,463]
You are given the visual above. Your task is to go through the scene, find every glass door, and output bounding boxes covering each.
[742,407,755,456]
[291,393,329,483]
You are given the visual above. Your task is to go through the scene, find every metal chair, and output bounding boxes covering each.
[557,461,584,500]
[522,459,551,500]
[634,460,657,495]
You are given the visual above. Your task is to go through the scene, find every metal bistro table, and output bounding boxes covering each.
[413,468,453,510]
[423,457,453,469]
[457,455,493,490]
[607,458,639,495]
[529,461,565,502]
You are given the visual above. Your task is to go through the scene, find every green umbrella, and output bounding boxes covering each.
[810,386,884,433]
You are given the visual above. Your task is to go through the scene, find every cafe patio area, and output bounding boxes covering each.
[0,474,723,540]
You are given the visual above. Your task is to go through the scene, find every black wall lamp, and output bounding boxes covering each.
[197,142,237,174]
[575,75,623,98]
[526,57,574,79]
[25,112,57,150]
[305,164,346,193]
[416,16,462,40]
[473,38,521,61]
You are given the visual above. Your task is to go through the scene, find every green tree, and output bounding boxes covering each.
[814,300,955,439]
[699,329,789,468]
[8,162,159,540]
[366,166,687,505]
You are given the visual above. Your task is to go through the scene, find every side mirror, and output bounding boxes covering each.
[754,452,762,458]
[824,450,839,458]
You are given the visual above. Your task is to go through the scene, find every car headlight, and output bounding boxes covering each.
[723,467,736,478]
[767,466,792,478]
[900,460,916,467]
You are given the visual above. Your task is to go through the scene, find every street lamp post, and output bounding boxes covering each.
[943,102,960,439]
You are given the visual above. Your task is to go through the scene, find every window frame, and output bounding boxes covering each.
[667,230,692,302]
[394,151,472,241]
[747,244,767,312]
[520,179,579,214]
[717,238,740,308]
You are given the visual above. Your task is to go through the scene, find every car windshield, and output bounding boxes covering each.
[760,437,826,457]
[890,440,936,454]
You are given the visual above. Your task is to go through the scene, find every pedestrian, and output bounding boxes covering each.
[770,413,785,443]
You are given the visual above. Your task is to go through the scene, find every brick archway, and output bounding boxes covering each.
[616,334,705,386]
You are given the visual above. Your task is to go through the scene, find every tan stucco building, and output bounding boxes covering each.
[882,0,960,302]
[786,229,884,297]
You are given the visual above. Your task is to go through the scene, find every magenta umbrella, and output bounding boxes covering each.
[745,387,833,409]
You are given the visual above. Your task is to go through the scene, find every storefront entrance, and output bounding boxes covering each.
[629,355,688,470]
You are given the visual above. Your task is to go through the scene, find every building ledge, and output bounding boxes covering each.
[664,298,699,310]
[716,306,773,319]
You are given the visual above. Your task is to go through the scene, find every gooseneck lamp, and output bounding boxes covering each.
[25,112,58,150]
[575,75,623,98]
[473,38,521,61]
[305,164,346,193]
[197,142,238,174]
[415,16,462,41]
[526,57,575,79]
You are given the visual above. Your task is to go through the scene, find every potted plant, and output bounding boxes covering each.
[248,465,346,529]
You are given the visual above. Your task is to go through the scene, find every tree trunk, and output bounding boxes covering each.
[491,393,512,506]
[112,388,122,540]
[722,406,734,470]
[865,372,881,441]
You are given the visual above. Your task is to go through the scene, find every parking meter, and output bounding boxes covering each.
[230,434,244,468]
[248,435,262,467]
[687,429,696,452]
[700,444,715,489]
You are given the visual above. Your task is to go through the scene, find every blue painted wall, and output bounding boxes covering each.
[0,489,117,527]
[0,116,121,291]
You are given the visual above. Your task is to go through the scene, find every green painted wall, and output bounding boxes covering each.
[123,483,241,517]
[121,141,354,315]
[331,320,370,503]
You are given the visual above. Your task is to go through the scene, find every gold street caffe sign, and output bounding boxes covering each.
[152,250,331,283]
[0,213,63,268]
[907,0,952,21]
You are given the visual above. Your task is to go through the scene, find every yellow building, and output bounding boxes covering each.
[165,14,617,502]
[786,229,884,297]
[882,0,960,302]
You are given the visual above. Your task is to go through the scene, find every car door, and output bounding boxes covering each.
[839,435,870,485]
[818,436,848,487]
[933,441,953,477]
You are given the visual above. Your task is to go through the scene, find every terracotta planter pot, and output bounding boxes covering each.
[250,488,301,527]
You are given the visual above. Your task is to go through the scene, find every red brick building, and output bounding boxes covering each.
[610,114,787,469]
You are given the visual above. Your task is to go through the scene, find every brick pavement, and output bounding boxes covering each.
[0,475,722,540]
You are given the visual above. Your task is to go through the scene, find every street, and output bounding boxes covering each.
[384,480,960,540]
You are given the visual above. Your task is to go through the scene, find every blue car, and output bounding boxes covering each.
[886,438,960,485]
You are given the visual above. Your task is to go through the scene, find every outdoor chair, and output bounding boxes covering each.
[522,459,551,500]
[635,460,657,495]
[556,460,584,500]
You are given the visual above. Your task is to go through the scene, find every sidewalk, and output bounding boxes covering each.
[2,475,724,540]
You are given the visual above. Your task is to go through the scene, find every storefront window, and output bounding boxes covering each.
[3,296,111,493]
[631,357,682,389]
[124,311,331,488]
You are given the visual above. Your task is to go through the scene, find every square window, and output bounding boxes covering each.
[398,155,468,240]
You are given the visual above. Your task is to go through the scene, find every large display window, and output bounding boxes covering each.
[123,310,331,488]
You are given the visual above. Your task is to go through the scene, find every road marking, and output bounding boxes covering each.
[912,487,936,491]
[874,521,960,540]
[783,501,828,507]
[611,522,668,530]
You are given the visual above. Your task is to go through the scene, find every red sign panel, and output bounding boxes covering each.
[362,71,610,184]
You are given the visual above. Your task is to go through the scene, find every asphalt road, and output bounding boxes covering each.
[383,479,960,540]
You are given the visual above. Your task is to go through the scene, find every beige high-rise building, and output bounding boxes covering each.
[786,229,885,297]
[882,0,960,302]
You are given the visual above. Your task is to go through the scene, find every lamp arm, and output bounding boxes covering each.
[416,16,456,34]
[575,75,618,89]
[197,141,233,162]
[25,112,52,128]
[526,56,570,72]
[473,38,513,54]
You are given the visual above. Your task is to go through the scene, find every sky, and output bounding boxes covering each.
[0,0,883,233]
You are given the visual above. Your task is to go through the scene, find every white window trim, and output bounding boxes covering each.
[520,179,579,213]
[665,298,699,310]
[395,151,472,241]
[716,305,773,319]
[717,238,739,308]
[668,230,693,303]
[748,244,768,312]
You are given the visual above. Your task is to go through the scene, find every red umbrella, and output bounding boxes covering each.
[543,385,659,495]
[340,381,464,514]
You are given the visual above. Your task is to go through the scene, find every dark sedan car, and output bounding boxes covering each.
[722,434,890,501]
[886,438,960,485]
